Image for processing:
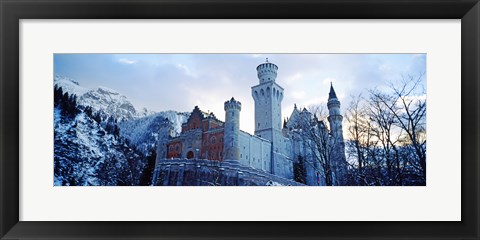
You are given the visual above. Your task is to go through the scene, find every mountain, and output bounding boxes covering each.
[54,75,89,96]
[53,75,189,185]
[54,75,152,121]
[79,86,138,121]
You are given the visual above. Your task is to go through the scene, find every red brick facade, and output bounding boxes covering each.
[167,106,225,161]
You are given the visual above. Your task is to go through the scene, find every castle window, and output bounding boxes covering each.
[240,154,242,158]
[258,123,260,127]
[232,112,234,116]
[211,136,216,144]
[175,145,179,151]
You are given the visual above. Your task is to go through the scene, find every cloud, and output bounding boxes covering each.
[284,73,303,85]
[54,53,426,135]
[175,64,198,78]
[291,90,306,100]
[117,58,138,65]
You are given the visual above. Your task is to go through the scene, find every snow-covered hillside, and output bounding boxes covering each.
[118,111,189,155]
[54,106,148,186]
[53,75,190,185]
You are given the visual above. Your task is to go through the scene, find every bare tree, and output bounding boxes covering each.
[345,94,381,185]
[344,73,426,186]
[387,75,426,182]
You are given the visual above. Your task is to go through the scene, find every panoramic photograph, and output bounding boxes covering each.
[54,54,426,186]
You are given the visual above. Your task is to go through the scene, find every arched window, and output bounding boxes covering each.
[211,136,216,144]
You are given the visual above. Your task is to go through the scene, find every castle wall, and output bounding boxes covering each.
[239,131,271,172]
[201,129,224,160]
[153,159,303,186]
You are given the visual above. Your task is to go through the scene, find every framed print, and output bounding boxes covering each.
[1,0,479,239]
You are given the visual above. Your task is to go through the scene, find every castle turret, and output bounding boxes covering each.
[327,83,347,185]
[256,58,278,84]
[223,97,241,160]
[327,83,343,140]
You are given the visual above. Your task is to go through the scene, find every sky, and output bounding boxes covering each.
[54,54,426,134]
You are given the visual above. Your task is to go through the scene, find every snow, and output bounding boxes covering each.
[54,74,157,121]
[53,75,188,186]
[118,111,189,155]
[54,75,89,96]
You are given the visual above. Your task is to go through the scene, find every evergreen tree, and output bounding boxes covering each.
[293,155,307,184]
[139,149,157,186]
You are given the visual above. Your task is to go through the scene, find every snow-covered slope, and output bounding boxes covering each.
[118,111,189,155]
[155,110,190,136]
[54,75,89,96]
[54,107,146,186]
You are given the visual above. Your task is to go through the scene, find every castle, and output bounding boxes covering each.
[161,59,348,186]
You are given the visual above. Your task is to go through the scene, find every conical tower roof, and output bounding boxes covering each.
[329,82,338,100]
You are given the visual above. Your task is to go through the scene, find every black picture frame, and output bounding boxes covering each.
[1,0,479,239]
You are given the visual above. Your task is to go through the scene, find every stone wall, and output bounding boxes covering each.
[152,159,303,186]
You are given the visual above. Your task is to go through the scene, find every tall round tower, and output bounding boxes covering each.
[327,83,347,185]
[256,58,278,84]
[327,83,343,141]
[252,59,284,140]
[223,97,241,160]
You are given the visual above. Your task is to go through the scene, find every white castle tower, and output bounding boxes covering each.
[251,58,286,174]
[251,59,284,141]
[223,97,241,160]
[327,83,348,185]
